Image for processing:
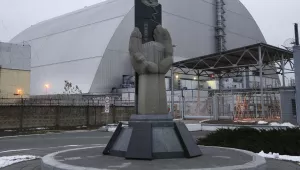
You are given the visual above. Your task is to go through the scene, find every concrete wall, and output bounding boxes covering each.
[0,68,30,98]
[293,46,300,125]
[0,42,31,71]
[280,90,297,124]
[0,105,134,130]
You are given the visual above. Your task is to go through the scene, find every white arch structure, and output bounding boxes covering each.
[10,0,265,95]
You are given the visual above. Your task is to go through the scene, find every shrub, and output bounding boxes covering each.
[197,127,300,156]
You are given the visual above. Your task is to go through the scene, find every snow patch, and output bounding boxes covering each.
[269,122,295,127]
[234,120,256,123]
[4,130,16,132]
[186,124,202,131]
[36,127,47,130]
[27,127,48,131]
[108,127,117,132]
[64,145,81,147]
[76,125,87,129]
[63,130,92,133]
[257,121,268,125]
[258,151,300,162]
[101,123,129,132]
[0,149,32,154]
[280,122,295,127]
[269,122,281,126]
[0,155,40,168]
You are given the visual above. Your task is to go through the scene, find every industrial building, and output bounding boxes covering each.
[6,0,299,124]
[0,42,31,98]
[10,0,275,96]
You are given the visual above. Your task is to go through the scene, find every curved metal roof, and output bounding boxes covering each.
[10,0,133,67]
[173,43,293,75]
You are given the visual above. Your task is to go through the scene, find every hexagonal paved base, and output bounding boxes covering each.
[41,146,267,170]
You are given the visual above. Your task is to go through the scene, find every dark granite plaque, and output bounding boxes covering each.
[174,122,203,158]
[135,0,162,43]
[103,123,123,155]
[125,122,153,160]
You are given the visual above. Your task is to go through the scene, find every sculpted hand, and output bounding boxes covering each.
[129,27,159,74]
[129,26,173,75]
[154,25,174,74]
[129,27,148,74]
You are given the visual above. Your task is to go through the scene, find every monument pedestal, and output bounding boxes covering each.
[103,115,202,160]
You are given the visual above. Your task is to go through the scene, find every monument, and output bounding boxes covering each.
[134,0,162,114]
[39,1,268,169]
[102,0,202,160]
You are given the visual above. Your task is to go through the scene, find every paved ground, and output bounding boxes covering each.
[266,159,300,170]
[0,130,299,170]
[51,146,255,170]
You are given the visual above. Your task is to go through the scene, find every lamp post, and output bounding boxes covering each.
[15,89,23,98]
[17,89,22,95]
[44,84,50,95]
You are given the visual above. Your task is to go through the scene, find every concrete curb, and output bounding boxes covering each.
[41,145,266,170]
[201,146,266,170]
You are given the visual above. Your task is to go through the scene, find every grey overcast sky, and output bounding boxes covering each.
[0,0,299,47]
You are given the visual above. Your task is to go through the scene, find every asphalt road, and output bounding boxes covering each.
[0,130,209,152]
[0,130,299,170]
[0,130,209,170]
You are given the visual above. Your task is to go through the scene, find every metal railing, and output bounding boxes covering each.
[0,98,135,107]
[0,89,286,122]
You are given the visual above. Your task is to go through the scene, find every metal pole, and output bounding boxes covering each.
[197,72,201,118]
[253,74,258,118]
[197,74,200,91]
[135,72,139,114]
[258,46,265,117]
[281,54,286,87]
[171,67,175,116]
[181,89,184,120]
[255,92,258,118]
[231,88,234,119]
[295,23,299,46]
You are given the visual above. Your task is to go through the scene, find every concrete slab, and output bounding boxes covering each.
[41,146,266,170]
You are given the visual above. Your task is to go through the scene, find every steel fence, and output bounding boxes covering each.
[0,97,135,106]
[0,90,284,122]
[178,90,282,121]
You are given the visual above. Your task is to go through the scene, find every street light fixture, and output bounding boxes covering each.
[14,89,23,97]
[17,89,23,95]
[44,84,50,94]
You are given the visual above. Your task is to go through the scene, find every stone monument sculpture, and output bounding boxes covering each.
[129,26,173,115]
[102,0,202,160]
[134,0,162,114]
